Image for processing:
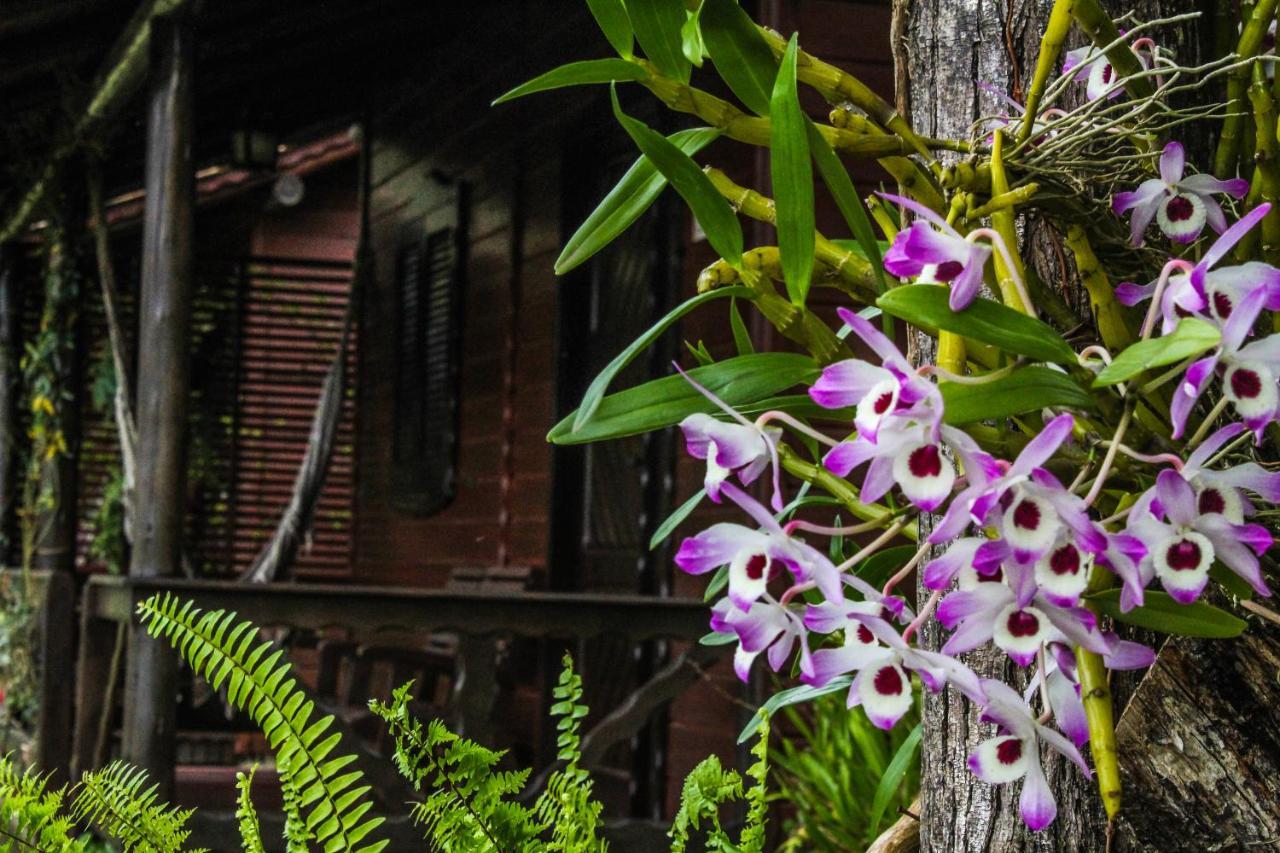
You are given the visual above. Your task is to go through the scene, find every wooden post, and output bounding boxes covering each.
[0,243,20,555]
[121,7,194,798]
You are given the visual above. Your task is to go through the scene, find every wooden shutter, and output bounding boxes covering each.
[391,180,467,515]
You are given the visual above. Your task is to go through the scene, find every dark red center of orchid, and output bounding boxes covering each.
[1166,195,1195,222]
[977,564,1005,583]
[934,260,964,281]
[1231,368,1263,400]
[908,444,943,478]
[1049,543,1081,576]
[745,554,769,580]
[873,391,894,414]
[856,624,875,645]
[1165,539,1203,571]
[1198,488,1226,515]
[1213,291,1234,319]
[1012,499,1042,531]
[1173,304,1192,318]
[873,665,904,696]
[1101,64,1114,84]
[1006,609,1041,638]
[996,738,1024,765]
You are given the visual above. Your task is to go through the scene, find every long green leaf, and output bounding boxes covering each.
[1086,589,1247,638]
[770,35,814,306]
[739,679,852,743]
[493,58,646,104]
[808,120,890,311]
[650,487,706,549]
[1092,317,1221,387]
[868,723,922,831]
[552,353,819,445]
[855,544,918,588]
[558,126,727,272]
[877,285,1075,364]
[941,366,1095,424]
[557,127,721,274]
[626,0,691,82]
[729,297,755,354]
[611,86,743,265]
[572,285,750,431]
[587,0,634,57]
[698,0,779,114]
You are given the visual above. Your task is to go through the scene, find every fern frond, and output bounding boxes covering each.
[136,592,387,853]
[668,755,742,853]
[278,753,313,853]
[0,755,84,852]
[532,654,606,852]
[234,766,265,853]
[71,761,197,853]
[370,682,538,851]
[739,714,771,853]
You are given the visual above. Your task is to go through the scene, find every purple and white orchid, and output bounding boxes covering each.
[1113,142,1248,245]
[969,680,1092,831]
[879,192,994,310]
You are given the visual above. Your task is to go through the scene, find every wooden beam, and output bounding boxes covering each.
[0,0,189,243]
[0,244,20,551]
[120,7,195,799]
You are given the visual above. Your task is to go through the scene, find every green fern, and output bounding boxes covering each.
[531,655,605,852]
[136,592,387,852]
[71,761,198,853]
[234,766,264,853]
[0,755,85,852]
[370,682,539,851]
[668,714,771,852]
[278,753,313,853]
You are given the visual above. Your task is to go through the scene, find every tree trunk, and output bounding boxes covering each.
[894,1,1198,849]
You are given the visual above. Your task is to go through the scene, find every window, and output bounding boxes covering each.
[392,181,467,514]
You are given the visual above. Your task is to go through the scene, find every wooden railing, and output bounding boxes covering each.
[71,575,727,850]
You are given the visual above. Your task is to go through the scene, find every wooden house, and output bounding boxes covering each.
[0,0,894,845]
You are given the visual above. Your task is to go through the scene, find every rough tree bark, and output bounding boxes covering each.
[892,1,1199,850]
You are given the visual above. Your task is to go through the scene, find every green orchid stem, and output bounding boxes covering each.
[1215,0,1279,177]
[1069,0,1156,101]
[1019,0,1075,146]
[1247,62,1280,263]
[1080,565,1121,823]
[987,132,1034,315]
[777,444,918,542]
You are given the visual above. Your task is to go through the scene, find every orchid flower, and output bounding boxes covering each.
[1113,142,1248,245]
[805,612,984,729]
[809,308,942,441]
[1063,35,1153,102]
[878,192,994,310]
[936,571,1112,666]
[676,364,783,506]
[1125,470,1273,603]
[710,596,812,682]
[1117,205,1278,334]
[969,679,1091,830]
[1022,644,1090,747]
[1180,423,1280,523]
[1169,284,1279,439]
[674,482,846,611]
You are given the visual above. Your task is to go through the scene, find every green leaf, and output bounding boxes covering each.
[868,723,922,832]
[739,679,852,743]
[1086,589,1247,638]
[626,0,691,82]
[572,285,750,431]
[557,127,721,274]
[551,353,819,445]
[650,487,706,550]
[855,544,917,588]
[492,58,646,104]
[730,298,755,355]
[587,0,634,57]
[699,630,738,646]
[611,86,744,266]
[704,565,729,601]
[940,366,1095,424]
[770,35,814,306]
[1210,561,1256,600]
[732,393,854,422]
[680,5,705,66]
[877,285,1075,364]
[698,0,779,115]
[1092,317,1221,388]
